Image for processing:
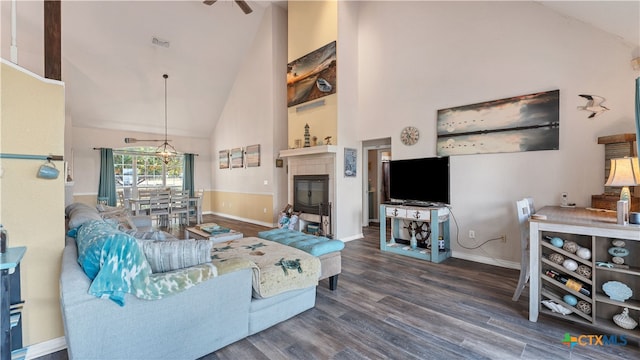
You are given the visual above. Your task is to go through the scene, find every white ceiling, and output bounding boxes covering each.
[59,0,273,138]
[4,1,638,139]
[539,1,639,47]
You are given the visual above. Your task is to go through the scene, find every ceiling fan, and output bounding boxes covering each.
[203,0,253,15]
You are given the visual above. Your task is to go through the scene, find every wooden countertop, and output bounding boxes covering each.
[531,206,640,238]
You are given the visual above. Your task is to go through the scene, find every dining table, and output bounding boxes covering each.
[128,197,151,216]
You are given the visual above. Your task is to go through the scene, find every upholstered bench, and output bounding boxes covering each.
[257,228,344,290]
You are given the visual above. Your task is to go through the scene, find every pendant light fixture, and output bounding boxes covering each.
[156,73,177,164]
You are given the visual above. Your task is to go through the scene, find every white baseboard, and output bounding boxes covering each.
[451,251,520,270]
[341,233,363,242]
[25,337,67,360]
[207,211,275,228]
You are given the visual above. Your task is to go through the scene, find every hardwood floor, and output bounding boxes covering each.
[40,215,639,360]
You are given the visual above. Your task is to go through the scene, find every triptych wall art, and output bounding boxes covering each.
[218,144,261,170]
[436,89,560,156]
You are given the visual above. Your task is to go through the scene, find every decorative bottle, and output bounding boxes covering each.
[409,227,417,249]
[545,270,591,296]
[0,224,7,253]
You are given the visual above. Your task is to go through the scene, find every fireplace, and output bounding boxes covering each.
[293,175,329,215]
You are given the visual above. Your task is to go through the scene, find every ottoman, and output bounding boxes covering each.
[257,228,344,290]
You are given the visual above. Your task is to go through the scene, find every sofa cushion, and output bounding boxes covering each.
[67,203,103,229]
[97,204,137,231]
[257,228,345,256]
[126,229,176,241]
[139,239,213,273]
[75,219,217,306]
[76,219,151,305]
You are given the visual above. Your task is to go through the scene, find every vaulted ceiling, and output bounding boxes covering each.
[2,1,637,139]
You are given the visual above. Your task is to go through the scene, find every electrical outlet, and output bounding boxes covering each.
[263,208,267,213]
[469,230,475,239]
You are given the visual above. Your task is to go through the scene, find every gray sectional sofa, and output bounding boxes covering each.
[60,203,317,359]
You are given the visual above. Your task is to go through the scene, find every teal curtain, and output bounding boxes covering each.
[636,77,640,157]
[98,148,117,206]
[183,153,195,197]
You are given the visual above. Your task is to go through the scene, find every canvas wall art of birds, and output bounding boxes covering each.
[577,94,609,118]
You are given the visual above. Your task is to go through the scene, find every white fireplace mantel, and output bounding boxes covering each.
[279,145,337,158]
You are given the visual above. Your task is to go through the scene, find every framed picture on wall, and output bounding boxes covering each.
[344,148,357,177]
[245,144,260,167]
[436,89,560,156]
[287,41,337,107]
[230,147,244,168]
[219,150,229,169]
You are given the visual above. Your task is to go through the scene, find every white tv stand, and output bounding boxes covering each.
[379,203,451,263]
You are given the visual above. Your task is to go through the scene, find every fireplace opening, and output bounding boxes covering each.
[293,175,329,215]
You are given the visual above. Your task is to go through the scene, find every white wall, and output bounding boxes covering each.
[211,5,287,219]
[356,1,639,266]
[271,5,290,219]
[336,0,364,240]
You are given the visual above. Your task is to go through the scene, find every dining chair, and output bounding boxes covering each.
[134,188,153,216]
[189,189,204,225]
[169,189,190,225]
[512,197,535,301]
[149,189,171,227]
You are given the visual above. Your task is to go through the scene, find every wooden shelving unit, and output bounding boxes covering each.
[529,206,640,341]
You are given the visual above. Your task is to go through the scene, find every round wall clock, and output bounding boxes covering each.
[400,126,419,145]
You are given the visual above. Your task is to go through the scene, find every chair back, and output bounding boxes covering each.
[516,197,535,244]
[170,192,190,210]
[194,189,204,204]
[149,190,171,214]
[512,197,535,301]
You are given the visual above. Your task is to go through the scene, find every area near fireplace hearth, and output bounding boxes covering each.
[280,146,337,237]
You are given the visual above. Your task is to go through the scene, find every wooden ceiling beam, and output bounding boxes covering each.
[44,0,61,81]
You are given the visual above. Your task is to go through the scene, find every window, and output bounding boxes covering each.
[114,147,184,192]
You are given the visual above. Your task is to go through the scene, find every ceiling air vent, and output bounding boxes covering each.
[152,37,170,48]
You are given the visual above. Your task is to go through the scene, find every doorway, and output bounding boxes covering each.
[363,139,391,225]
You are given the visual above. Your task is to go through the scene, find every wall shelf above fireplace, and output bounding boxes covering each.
[279,145,337,158]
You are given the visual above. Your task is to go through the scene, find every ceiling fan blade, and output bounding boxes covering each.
[235,0,253,14]
[203,0,251,14]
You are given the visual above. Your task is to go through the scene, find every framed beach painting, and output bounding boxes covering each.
[230,147,244,169]
[287,41,337,107]
[219,150,229,169]
[436,90,560,156]
[245,144,260,167]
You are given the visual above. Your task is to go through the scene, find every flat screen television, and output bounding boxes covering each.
[389,156,450,205]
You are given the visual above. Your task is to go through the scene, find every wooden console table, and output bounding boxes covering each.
[379,204,451,263]
[529,206,640,338]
